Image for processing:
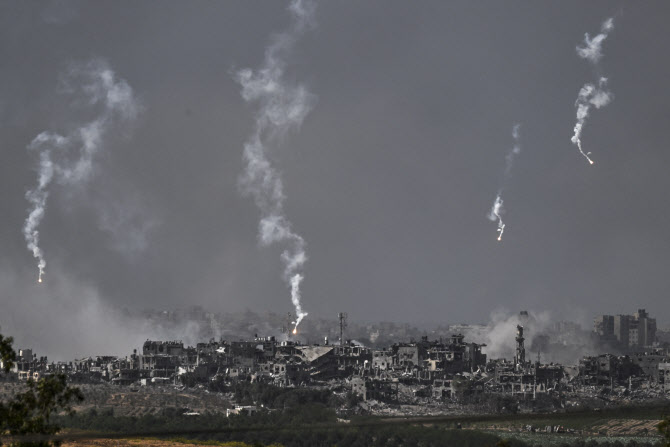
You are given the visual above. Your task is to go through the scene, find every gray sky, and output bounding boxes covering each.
[2,0,670,358]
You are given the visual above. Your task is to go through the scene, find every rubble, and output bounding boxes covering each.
[1,310,668,417]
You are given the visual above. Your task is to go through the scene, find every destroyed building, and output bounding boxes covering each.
[3,309,668,413]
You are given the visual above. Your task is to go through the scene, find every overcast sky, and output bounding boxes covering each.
[1,0,670,357]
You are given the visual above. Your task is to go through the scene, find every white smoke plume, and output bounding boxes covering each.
[475,310,551,360]
[571,17,615,165]
[235,0,317,331]
[571,77,613,165]
[23,59,139,282]
[576,18,614,64]
[487,124,521,242]
[488,195,505,241]
[457,309,603,365]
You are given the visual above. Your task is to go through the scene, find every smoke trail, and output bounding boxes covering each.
[571,17,615,165]
[488,195,505,241]
[23,59,139,283]
[487,124,521,242]
[571,77,612,165]
[576,18,614,64]
[235,0,317,331]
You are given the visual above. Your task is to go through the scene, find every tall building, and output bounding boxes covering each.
[593,309,657,350]
[633,309,657,348]
[593,315,614,338]
[613,315,630,347]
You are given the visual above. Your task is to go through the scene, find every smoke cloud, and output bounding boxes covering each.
[235,0,317,330]
[571,17,615,165]
[461,310,602,365]
[23,59,140,282]
[576,17,614,64]
[487,124,521,242]
[477,310,551,361]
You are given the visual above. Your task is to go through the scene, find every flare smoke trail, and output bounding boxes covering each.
[23,59,139,282]
[236,0,317,331]
[488,195,505,241]
[576,18,614,64]
[487,124,521,242]
[571,17,615,165]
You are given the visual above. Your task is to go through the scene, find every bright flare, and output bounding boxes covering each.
[292,328,297,335]
[488,195,505,242]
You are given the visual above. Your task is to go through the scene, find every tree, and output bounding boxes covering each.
[0,333,17,374]
[0,329,84,446]
[659,415,670,447]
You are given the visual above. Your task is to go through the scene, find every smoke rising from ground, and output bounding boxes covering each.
[0,262,155,361]
[487,124,521,241]
[571,17,615,165]
[235,0,317,330]
[23,59,139,282]
[459,310,603,365]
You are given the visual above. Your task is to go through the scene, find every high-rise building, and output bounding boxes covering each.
[593,315,614,338]
[593,309,657,349]
[633,309,657,348]
[613,315,630,347]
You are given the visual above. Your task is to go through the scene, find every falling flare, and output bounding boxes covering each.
[23,60,139,283]
[488,194,506,242]
[574,137,595,165]
[571,18,615,164]
[487,125,521,243]
[292,328,297,335]
[235,0,315,329]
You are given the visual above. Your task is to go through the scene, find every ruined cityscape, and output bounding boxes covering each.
[3,0,670,445]
[2,308,669,424]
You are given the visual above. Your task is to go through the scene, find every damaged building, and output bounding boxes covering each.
[3,309,668,414]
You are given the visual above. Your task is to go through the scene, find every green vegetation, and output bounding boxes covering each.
[54,404,670,447]
[57,406,523,447]
[0,328,84,446]
[659,415,670,447]
[0,334,17,373]
[161,438,283,447]
[455,404,670,432]
[57,404,336,434]
[149,426,520,447]
[52,380,669,447]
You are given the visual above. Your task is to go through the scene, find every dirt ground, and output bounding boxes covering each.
[590,418,661,436]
